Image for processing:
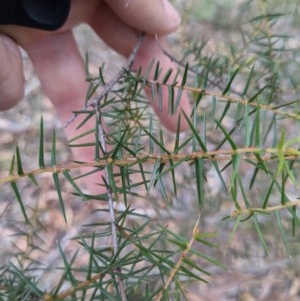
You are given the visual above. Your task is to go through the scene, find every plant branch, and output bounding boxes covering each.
[43,272,105,301]
[49,31,146,301]
[2,146,300,185]
[95,108,127,301]
[231,199,300,217]
[155,37,241,95]
[65,33,145,128]
[145,80,300,121]
[154,215,201,301]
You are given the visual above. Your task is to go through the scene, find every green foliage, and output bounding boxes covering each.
[1,0,300,300]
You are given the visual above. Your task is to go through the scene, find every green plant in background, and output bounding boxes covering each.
[1,0,300,300]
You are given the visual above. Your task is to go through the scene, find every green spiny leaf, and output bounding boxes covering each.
[222,68,239,95]
[51,128,57,166]
[57,243,78,286]
[143,128,170,155]
[62,170,87,200]
[276,210,292,259]
[182,110,207,152]
[242,65,255,97]
[182,257,210,276]
[9,154,15,176]
[162,68,173,84]
[53,173,67,224]
[111,124,130,159]
[174,88,183,113]
[157,83,163,111]
[248,85,268,103]
[216,120,237,150]
[181,62,189,87]
[39,116,45,169]
[253,214,269,255]
[15,146,24,176]
[8,262,43,297]
[168,85,175,114]
[194,158,205,207]
[11,182,29,224]
[153,61,161,81]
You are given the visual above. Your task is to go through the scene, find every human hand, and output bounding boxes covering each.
[0,0,191,194]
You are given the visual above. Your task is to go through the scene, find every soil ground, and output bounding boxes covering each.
[1,1,300,300]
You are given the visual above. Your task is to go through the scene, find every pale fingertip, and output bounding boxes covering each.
[105,0,181,35]
[162,0,181,29]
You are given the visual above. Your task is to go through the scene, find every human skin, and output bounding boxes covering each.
[0,0,191,194]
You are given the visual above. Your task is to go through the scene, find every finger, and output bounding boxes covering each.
[0,35,24,110]
[90,4,191,131]
[23,31,87,117]
[134,36,192,132]
[24,31,104,194]
[24,31,90,142]
[104,0,181,35]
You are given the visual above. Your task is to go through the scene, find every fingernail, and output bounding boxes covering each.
[162,0,181,28]
[1,35,19,56]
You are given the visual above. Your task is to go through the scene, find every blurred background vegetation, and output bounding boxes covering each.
[1,0,300,300]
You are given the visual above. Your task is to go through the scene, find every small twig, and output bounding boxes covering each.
[231,199,300,217]
[155,215,201,301]
[43,273,105,300]
[155,37,242,95]
[2,146,300,185]
[86,34,148,301]
[144,80,300,121]
[95,109,119,255]
[95,108,127,301]
[54,32,145,301]
[65,33,145,128]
